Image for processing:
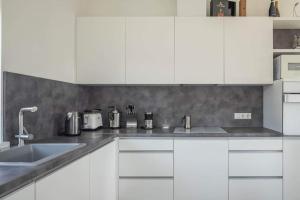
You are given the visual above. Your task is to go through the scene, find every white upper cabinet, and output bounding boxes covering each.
[175,17,224,84]
[126,17,175,84]
[76,17,126,84]
[76,17,273,85]
[224,17,273,84]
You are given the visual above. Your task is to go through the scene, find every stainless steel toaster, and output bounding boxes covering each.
[82,109,103,130]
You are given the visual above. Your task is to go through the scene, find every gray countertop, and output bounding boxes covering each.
[0,134,115,198]
[86,127,282,137]
[0,127,282,198]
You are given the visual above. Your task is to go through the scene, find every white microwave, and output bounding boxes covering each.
[274,55,300,81]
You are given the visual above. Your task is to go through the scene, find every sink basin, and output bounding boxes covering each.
[0,143,86,166]
[174,127,227,134]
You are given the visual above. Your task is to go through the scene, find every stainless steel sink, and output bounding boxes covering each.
[174,127,228,134]
[0,143,86,166]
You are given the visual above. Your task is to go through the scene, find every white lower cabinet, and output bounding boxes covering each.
[2,184,34,200]
[118,138,174,200]
[229,178,282,200]
[119,152,173,177]
[90,141,117,200]
[228,138,283,200]
[36,156,90,200]
[283,138,300,200]
[119,179,173,200]
[229,151,282,177]
[174,138,228,200]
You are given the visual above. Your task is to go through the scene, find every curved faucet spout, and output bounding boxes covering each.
[16,106,38,146]
[19,106,38,113]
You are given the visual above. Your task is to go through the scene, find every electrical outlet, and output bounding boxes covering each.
[234,113,252,120]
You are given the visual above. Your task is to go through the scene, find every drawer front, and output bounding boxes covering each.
[119,139,173,151]
[119,152,173,177]
[284,81,300,93]
[229,152,282,177]
[229,178,282,200]
[229,138,282,151]
[119,179,173,200]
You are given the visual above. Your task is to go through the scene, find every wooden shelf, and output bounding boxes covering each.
[273,17,300,29]
[273,49,300,57]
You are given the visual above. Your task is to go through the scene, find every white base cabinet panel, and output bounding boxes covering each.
[229,152,283,177]
[229,178,282,200]
[174,138,228,200]
[229,138,283,151]
[90,141,117,200]
[36,156,90,200]
[119,139,173,151]
[119,152,173,177]
[119,179,173,200]
[2,184,34,200]
[284,138,300,200]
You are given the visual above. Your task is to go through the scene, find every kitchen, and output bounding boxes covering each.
[0,0,300,200]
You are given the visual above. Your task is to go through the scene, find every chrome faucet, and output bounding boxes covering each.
[15,106,38,146]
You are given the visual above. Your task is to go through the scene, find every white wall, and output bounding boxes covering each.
[2,0,81,83]
[78,0,176,16]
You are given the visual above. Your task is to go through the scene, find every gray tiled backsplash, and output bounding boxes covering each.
[3,72,262,144]
[87,85,262,128]
[3,72,90,144]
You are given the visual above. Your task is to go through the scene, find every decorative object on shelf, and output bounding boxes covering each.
[210,0,230,16]
[239,0,247,16]
[228,1,237,16]
[269,0,278,17]
[293,35,300,49]
[293,2,300,17]
[275,0,280,17]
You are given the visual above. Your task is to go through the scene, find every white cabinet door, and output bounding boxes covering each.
[119,139,173,151]
[36,156,90,200]
[229,178,282,200]
[77,17,126,84]
[175,17,224,84]
[229,152,283,177]
[174,138,228,200]
[119,152,173,177]
[90,141,117,200]
[126,17,174,84]
[284,138,300,200]
[2,184,34,200]
[224,17,273,84]
[119,179,173,200]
